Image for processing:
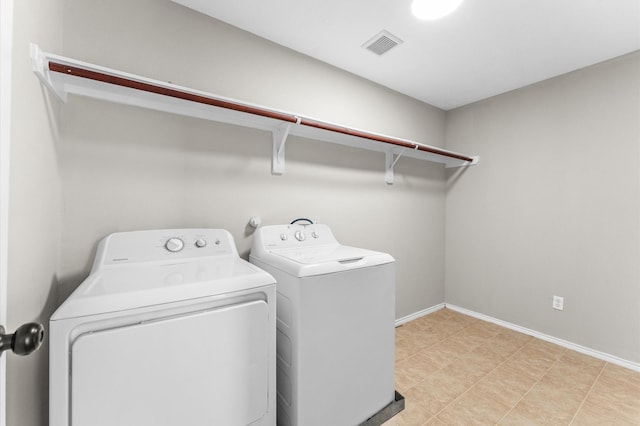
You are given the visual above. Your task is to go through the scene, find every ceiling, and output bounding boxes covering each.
[172,0,640,110]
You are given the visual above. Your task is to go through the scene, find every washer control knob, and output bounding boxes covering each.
[195,238,207,248]
[280,233,288,241]
[311,231,319,239]
[165,237,185,252]
[294,231,306,241]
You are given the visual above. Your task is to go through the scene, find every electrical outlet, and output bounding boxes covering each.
[552,296,564,311]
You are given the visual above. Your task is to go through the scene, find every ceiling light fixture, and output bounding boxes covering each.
[411,0,464,20]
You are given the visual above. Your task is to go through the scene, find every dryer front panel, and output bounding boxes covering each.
[70,300,269,426]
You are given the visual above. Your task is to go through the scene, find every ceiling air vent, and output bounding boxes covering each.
[362,30,403,56]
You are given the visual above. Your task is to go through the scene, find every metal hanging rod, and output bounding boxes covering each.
[47,61,300,124]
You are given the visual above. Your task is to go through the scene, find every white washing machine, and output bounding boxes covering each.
[50,229,276,426]
[250,222,396,426]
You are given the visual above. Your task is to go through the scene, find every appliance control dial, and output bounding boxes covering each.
[294,231,306,241]
[311,231,319,239]
[165,237,185,253]
[195,238,207,248]
[280,233,288,241]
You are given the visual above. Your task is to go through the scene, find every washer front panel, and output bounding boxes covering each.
[70,300,269,426]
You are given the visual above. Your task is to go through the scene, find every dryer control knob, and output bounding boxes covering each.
[294,231,306,241]
[165,238,185,252]
[311,231,319,239]
[195,238,207,248]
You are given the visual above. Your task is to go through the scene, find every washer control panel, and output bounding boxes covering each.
[97,229,236,267]
[255,224,337,251]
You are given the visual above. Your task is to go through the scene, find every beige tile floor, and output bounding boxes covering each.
[387,308,640,425]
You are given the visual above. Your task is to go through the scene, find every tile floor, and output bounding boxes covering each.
[387,308,640,425]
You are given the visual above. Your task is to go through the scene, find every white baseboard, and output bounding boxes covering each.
[395,303,445,327]
[445,304,640,373]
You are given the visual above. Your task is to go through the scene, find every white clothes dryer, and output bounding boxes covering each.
[50,229,276,426]
[250,222,396,426]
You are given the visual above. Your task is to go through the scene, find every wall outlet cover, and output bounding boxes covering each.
[553,296,564,311]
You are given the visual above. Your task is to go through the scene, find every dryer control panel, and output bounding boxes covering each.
[93,229,238,269]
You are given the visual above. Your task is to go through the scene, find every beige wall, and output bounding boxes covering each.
[445,52,640,363]
[59,0,447,320]
[7,1,62,425]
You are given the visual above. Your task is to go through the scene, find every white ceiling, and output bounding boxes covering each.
[173,0,640,110]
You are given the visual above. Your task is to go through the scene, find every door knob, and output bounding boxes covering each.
[0,323,45,357]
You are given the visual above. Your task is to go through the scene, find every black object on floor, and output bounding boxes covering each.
[359,391,405,426]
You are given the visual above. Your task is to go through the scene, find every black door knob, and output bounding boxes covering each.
[0,323,45,357]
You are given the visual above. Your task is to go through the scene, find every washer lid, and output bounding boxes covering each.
[51,256,275,320]
[264,245,394,277]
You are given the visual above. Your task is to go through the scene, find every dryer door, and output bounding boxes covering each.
[70,300,269,426]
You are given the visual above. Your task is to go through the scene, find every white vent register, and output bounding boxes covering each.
[363,30,403,55]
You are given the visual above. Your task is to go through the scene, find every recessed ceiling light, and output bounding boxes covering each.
[411,0,464,20]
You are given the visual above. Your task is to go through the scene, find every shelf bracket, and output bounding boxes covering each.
[385,148,407,185]
[272,123,292,175]
[30,44,67,102]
